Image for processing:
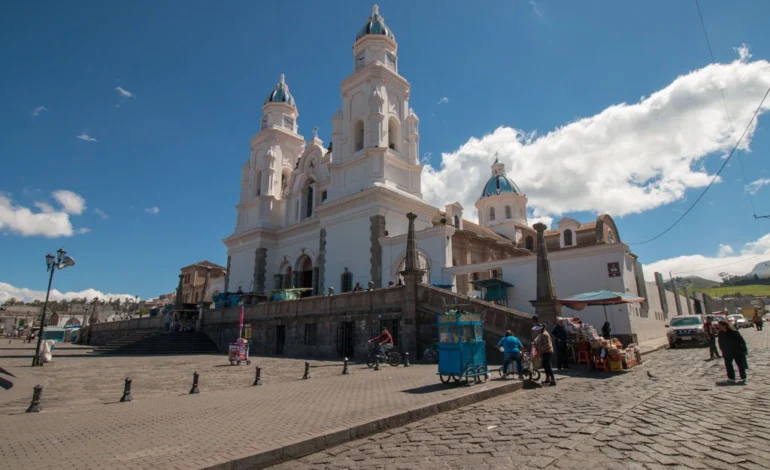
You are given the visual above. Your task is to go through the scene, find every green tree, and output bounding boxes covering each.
[136,308,149,318]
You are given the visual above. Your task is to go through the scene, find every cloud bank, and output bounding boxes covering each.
[0,282,139,304]
[0,190,90,237]
[421,53,770,224]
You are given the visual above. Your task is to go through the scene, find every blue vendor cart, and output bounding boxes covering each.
[437,310,489,385]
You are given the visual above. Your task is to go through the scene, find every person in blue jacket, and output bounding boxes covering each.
[497,330,524,378]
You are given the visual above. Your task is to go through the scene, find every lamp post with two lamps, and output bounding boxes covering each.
[32,248,75,367]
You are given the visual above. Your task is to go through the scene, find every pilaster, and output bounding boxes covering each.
[370,214,386,288]
[529,222,561,328]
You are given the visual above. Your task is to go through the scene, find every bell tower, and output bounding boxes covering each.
[328,5,423,201]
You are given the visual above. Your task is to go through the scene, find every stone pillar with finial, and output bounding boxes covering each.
[196,267,211,332]
[529,222,562,330]
[399,212,423,358]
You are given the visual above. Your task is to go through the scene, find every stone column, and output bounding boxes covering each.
[196,267,211,332]
[254,248,267,294]
[312,266,320,296]
[317,229,327,294]
[671,277,683,316]
[224,256,231,293]
[529,222,562,329]
[399,212,423,358]
[175,274,184,309]
[370,214,386,289]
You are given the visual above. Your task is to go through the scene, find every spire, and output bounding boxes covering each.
[372,4,379,16]
[493,152,499,164]
[279,73,285,85]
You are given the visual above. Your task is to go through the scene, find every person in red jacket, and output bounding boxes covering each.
[368,328,394,355]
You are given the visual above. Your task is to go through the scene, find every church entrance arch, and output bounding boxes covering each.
[295,255,314,293]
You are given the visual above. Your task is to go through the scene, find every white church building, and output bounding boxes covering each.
[222,5,697,344]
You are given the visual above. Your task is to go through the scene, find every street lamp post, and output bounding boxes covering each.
[32,248,75,367]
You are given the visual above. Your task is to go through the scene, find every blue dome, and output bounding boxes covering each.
[480,174,523,198]
[356,5,395,41]
[264,74,295,107]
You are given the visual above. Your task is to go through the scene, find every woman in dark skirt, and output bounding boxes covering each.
[717,320,748,385]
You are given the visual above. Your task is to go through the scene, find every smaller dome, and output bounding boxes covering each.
[479,157,523,198]
[356,5,395,41]
[264,74,295,107]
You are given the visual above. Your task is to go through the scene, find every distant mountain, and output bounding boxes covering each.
[664,275,721,290]
[748,261,770,279]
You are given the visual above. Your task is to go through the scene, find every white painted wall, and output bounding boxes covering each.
[324,214,373,292]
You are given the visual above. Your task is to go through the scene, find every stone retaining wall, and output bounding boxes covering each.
[88,316,163,345]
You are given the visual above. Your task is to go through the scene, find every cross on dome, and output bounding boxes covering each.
[279,73,285,85]
[313,126,319,138]
[494,152,499,164]
[372,4,379,15]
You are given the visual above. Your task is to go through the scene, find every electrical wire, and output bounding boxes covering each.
[628,85,770,245]
[672,254,767,275]
[695,0,758,217]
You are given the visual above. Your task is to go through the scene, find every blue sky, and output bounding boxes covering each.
[2,0,770,301]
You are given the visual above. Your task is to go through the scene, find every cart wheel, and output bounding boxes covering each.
[521,369,532,381]
[246,360,251,366]
[439,374,451,384]
[476,365,488,383]
[464,367,476,385]
[237,360,241,365]
[531,369,541,382]
[229,360,235,366]
[451,375,462,383]
[424,349,439,364]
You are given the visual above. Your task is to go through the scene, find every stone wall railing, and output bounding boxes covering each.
[204,286,407,326]
[89,316,164,333]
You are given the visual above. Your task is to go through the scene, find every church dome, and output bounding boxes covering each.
[356,5,395,41]
[479,157,522,198]
[264,74,295,107]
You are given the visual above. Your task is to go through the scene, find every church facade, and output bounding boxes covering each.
[222,5,695,345]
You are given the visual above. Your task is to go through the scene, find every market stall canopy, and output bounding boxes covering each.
[557,291,645,311]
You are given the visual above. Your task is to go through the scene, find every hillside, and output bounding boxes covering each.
[664,275,720,291]
[695,284,770,298]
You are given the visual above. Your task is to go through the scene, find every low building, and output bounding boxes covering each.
[180,261,227,304]
[0,305,41,334]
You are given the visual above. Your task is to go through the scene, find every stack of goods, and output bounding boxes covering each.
[623,344,639,369]
[607,346,624,372]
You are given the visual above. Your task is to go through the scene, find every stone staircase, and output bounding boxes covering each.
[92,331,220,356]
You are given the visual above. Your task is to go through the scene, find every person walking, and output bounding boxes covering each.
[601,321,611,340]
[551,318,569,370]
[534,325,556,386]
[752,312,763,331]
[717,320,748,385]
[497,330,524,379]
[704,316,721,360]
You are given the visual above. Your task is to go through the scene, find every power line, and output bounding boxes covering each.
[672,254,767,275]
[628,85,770,245]
[695,0,758,217]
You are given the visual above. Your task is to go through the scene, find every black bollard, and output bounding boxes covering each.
[342,357,349,375]
[374,354,380,371]
[302,361,310,380]
[253,366,262,386]
[189,371,200,394]
[120,377,132,402]
[26,385,43,413]
[404,352,410,367]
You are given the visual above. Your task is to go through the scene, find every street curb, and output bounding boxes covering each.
[640,343,668,356]
[201,379,525,470]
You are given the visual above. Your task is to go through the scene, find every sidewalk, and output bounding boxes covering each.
[0,362,524,470]
[637,335,669,355]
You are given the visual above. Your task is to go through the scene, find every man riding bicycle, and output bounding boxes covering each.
[368,327,394,356]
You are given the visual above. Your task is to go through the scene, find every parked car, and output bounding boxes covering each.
[666,315,708,348]
[728,314,750,329]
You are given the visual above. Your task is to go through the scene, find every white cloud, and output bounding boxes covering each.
[0,282,139,304]
[746,177,770,195]
[735,43,752,61]
[643,232,770,282]
[421,152,433,164]
[76,227,91,234]
[0,191,89,238]
[94,208,109,219]
[31,106,47,117]
[53,190,86,215]
[145,206,160,214]
[76,130,97,142]
[530,1,544,19]
[718,244,734,257]
[421,57,770,223]
[437,97,450,105]
[115,86,135,99]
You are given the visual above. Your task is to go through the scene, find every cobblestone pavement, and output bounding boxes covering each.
[0,342,528,470]
[0,341,352,413]
[278,328,770,470]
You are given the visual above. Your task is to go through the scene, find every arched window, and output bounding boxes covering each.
[564,229,573,246]
[453,215,460,228]
[354,121,364,151]
[607,229,615,244]
[255,171,262,196]
[488,207,496,221]
[525,236,534,251]
[261,116,267,130]
[388,118,399,151]
[281,173,288,195]
[505,205,512,219]
[341,268,353,292]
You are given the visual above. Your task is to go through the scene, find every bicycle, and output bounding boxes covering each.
[498,351,541,381]
[366,343,402,368]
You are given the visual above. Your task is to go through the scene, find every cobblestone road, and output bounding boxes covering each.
[279,328,770,470]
